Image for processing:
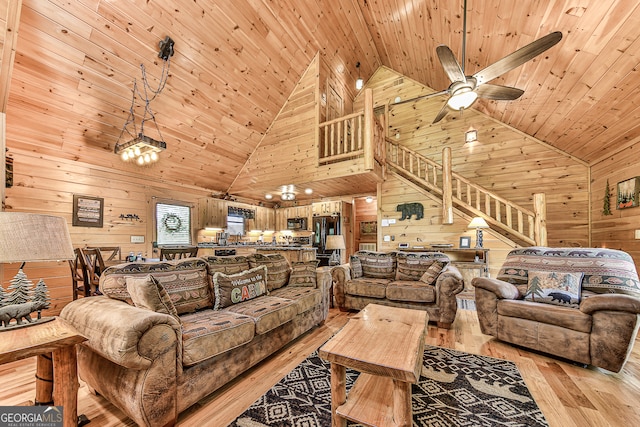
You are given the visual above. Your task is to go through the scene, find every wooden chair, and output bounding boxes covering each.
[160,246,198,261]
[68,248,90,300]
[80,247,106,295]
[89,246,121,263]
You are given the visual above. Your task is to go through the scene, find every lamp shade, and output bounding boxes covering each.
[0,212,75,263]
[325,235,346,250]
[468,217,489,229]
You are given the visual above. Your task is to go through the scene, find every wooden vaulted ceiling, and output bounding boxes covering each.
[3,0,640,201]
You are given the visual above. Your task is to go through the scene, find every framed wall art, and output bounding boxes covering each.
[73,194,104,227]
[617,177,640,209]
[359,221,377,235]
[459,236,471,249]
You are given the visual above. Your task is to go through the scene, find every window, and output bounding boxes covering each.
[156,202,191,245]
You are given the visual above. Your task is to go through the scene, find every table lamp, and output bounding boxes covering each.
[0,212,75,328]
[468,217,489,248]
[325,234,345,266]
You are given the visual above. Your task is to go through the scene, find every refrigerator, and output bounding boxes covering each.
[312,215,341,266]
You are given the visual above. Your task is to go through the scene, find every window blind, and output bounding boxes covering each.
[156,203,191,245]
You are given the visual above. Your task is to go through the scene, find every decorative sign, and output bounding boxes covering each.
[72,194,104,228]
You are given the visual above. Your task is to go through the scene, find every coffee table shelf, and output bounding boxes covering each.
[319,304,427,427]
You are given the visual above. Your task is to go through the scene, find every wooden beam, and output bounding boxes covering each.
[0,0,22,113]
[441,147,453,225]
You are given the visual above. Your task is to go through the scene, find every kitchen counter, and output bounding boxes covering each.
[197,245,316,261]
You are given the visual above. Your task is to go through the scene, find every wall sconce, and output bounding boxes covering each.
[355,62,363,90]
[114,36,174,165]
[465,126,478,144]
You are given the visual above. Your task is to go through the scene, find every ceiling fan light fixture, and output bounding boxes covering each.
[447,89,478,111]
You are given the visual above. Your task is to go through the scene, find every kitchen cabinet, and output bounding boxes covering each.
[275,205,312,231]
[252,206,275,231]
[312,201,342,216]
[198,198,227,229]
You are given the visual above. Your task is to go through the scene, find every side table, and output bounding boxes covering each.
[0,317,87,427]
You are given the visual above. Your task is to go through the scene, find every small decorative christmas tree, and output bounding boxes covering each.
[603,179,613,215]
[0,283,7,307]
[33,279,51,319]
[6,269,34,305]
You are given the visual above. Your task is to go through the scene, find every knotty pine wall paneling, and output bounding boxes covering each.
[356,67,590,251]
[379,174,516,280]
[354,196,377,251]
[590,139,640,273]
[2,148,210,315]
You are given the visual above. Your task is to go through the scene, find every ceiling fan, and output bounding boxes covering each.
[396,0,562,124]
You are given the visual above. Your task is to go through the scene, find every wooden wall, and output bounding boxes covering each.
[355,67,590,271]
[2,148,209,315]
[378,174,515,281]
[590,139,640,272]
[353,196,377,251]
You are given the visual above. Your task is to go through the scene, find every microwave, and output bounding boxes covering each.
[287,217,307,230]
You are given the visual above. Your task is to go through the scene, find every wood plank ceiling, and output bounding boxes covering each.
[4,0,640,201]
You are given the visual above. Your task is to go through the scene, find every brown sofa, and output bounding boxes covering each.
[332,251,465,328]
[472,247,640,372]
[60,254,328,427]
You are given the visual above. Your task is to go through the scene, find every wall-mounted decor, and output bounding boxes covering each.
[5,151,12,188]
[396,202,424,220]
[602,179,613,215]
[73,194,104,227]
[360,221,377,235]
[459,236,471,249]
[617,177,640,209]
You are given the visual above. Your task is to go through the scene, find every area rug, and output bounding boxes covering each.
[230,345,547,427]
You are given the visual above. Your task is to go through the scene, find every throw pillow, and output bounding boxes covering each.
[126,275,179,320]
[350,255,363,278]
[288,260,320,287]
[419,260,445,285]
[212,265,268,310]
[248,253,291,291]
[524,270,583,308]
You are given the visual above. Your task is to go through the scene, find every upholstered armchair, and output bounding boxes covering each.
[472,247,640,372]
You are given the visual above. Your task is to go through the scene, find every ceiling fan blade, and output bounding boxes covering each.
[473,31,562,86]
[432,102,450,124]
[391,89,448,106]
[436,45,466,83]
[475,84,524,100]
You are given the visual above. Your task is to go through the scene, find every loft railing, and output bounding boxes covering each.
[318,89,385,172]
[386,139,547,246]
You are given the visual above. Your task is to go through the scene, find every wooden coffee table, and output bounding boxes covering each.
[319,304,427,427]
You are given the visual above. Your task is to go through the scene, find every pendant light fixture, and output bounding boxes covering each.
[355,62,364,90]
[115,36,174,165]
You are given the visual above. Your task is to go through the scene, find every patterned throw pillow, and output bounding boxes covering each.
[204,255,251,274]
[248,253,291,291]
[419,260,445,285]
[212,265,268,310]
[396,252,449,281]
[288,260,319,287]
[524,270,583,308]
[359,252,396,279]
[350,255,363,279]
[126,275,179,320]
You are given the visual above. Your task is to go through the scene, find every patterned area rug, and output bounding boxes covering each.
[230,345,547,427]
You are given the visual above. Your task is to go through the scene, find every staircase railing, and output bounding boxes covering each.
[386,139,546,246]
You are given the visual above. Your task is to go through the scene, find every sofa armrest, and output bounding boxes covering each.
[331,264,351,310]
[60,296,181,370]
[580,293,640,315]
[472,278,520,300]
[434,264,465,327]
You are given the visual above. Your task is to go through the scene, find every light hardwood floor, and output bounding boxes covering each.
[2,307,639,426]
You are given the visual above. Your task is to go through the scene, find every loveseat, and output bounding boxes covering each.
[472,247,640,372]
[332,251,465,328]
[60,254,327,427]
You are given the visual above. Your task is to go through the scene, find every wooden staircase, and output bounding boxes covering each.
[316,89,547,247]
[386,139,547,247]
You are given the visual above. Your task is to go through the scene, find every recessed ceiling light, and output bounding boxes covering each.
[305,188,313,195]
[265,194,273,200]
